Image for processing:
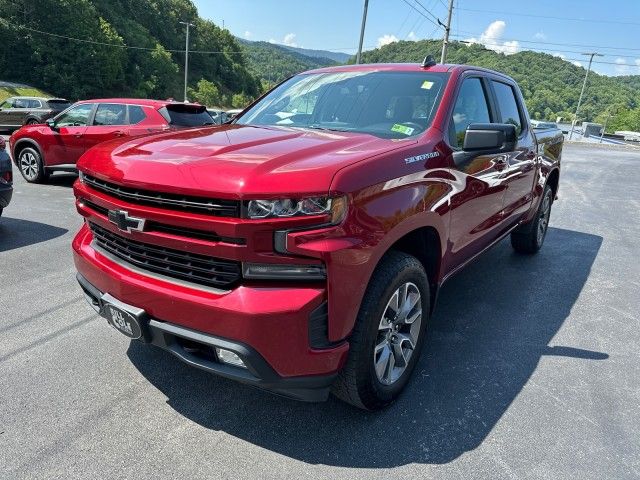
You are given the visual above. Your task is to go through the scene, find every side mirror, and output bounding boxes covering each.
[463,123,517,153]
[46,118,58,131]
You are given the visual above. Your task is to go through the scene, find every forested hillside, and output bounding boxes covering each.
[239,40,337,87]
[0,0,260,106]
[356,39,640,132]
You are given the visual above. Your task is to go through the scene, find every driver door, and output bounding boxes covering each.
[446,76,510,272]
[47,103,95,166]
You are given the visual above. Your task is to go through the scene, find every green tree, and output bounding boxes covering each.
[188,79,221,106]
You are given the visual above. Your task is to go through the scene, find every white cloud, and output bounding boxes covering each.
[552,52,566,60]
[465,20,520,55]
[534,31,547,40]
[407,31,418,41]
[244,30,252,39]
[614,57,629,75]
[283,33,297,47]
[572,61,583,67]
[268,33,298,47]
[377,34,399,47]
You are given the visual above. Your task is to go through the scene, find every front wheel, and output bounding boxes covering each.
[332,251,430,410]
[511,184,553,254]
[18,147,48,183]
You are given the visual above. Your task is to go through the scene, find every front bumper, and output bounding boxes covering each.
[72,224,349,401]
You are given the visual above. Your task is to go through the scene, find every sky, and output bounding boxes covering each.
[191,0,640,76]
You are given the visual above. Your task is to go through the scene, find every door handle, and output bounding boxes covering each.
[113,131,125,137]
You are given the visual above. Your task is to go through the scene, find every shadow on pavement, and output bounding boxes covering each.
[0,217,68,252]
[127,226,604,467]
[47,173,78,188]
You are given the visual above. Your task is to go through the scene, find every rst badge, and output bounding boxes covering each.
[107,210,146,233]
[404,151,440,165]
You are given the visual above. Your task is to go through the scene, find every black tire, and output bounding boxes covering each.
[332,251,430,410]
[26,119,39,125]
[511,184,553,254]
[17,146,48,183]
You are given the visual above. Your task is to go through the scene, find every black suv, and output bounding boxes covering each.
[0,97,71,131]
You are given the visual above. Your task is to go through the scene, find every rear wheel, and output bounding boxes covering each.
[26,119,39,125]
[332,251,430,410]
[511,184,553,254]
[18,147,48,183]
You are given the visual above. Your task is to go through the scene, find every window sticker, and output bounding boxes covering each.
[391,124,415,135]
[421,80,434,90]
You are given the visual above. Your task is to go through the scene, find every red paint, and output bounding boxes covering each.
[71,64,562,379]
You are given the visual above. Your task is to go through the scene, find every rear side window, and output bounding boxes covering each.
[449,78,491,148]
[159,105,214,127]
[128,105,146,125]
[491,81,523,136]
[28,99,42,108]
[47,100,71,111]
[94,104,127,126]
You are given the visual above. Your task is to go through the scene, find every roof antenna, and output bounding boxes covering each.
[421,55,436,68]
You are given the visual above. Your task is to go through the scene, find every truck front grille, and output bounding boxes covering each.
[89,222,241,289]
[83,174,240,217]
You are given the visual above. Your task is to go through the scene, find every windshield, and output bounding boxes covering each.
[236,70,448,139]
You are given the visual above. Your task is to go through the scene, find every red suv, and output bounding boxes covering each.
[9,99,213,183]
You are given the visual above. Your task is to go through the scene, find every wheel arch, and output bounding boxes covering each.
[546,167,560,199]
[12,138,44,166]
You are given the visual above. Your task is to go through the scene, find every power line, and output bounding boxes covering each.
[451,30,640,54]
[456,7,640,27]
[399,0,443,30]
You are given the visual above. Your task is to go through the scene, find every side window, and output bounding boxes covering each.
[128,105,146,125]
[491,81,523,136]
[13,98,28,108]
[449,78,491,148]
[56,104,94,127]
[0,99,12,109]
[94,103,127,126]
[29,100,43,109]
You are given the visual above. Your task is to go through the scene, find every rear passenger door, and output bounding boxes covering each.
[446,75,511,272]
[488,79,537,226]
[83,103,129,150]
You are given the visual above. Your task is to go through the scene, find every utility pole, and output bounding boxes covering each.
[440,0,454,63]
[569,52,603,139]
[180,21,195,102]
[355,0,369,64]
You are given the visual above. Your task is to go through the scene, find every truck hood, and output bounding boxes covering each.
[78,124,412,198]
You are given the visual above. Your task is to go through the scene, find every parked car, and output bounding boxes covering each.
[0,136,13,218]
[71,62,562,409]
[225,108,243,119]
[9,99,214,183]
[207,108,229,124]
[0,97,71,130]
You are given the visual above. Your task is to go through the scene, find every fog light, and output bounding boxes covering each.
[242,263,326,280]
[215,348,246,368]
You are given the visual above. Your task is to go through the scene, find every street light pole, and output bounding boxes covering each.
[355,0,369,64]
[180,21,195,102]
[440,0,454,63]
[569,52,603,140]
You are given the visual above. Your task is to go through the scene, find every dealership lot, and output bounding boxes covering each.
[0,142,638,479]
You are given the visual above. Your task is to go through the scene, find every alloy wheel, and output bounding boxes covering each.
[20,152,39,181]
[537,193,551,245]
[373,282,423,386]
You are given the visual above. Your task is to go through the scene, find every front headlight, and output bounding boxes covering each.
[246,195,347,223]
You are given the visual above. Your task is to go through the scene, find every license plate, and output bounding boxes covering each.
[100,293,146,340]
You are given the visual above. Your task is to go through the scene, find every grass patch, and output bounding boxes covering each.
[0,85,52,102]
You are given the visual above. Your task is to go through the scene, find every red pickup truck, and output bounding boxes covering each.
[72,62,562,409]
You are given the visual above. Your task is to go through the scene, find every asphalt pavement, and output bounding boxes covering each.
[1,141,639,479]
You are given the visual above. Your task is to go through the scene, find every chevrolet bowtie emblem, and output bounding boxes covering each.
[107,210,146,233]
